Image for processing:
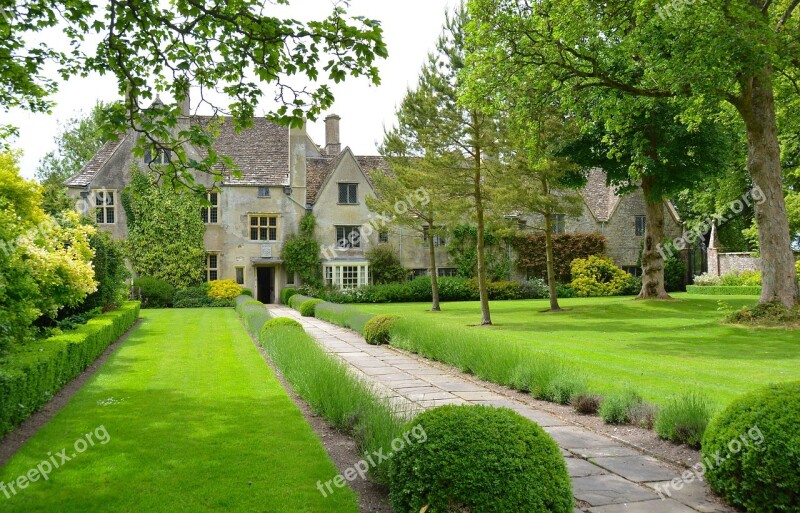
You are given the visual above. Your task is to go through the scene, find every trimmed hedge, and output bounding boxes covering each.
[314,302,374,334]
[389,405,573,513]
[299,299,323,317]
[686,285,762,295]
[235,297,271,335]
[0,302,140,436]
[288,294,315,310]
[363,315,399,345]
[260,317,302,339]
[280,287,297,305]
[703,382,800,512]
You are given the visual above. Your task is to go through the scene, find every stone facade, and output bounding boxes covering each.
[66,103,683,300]
[518,169,684,274]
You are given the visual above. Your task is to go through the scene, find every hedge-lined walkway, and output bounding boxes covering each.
[268,305,733,513]
[0,309,358,513]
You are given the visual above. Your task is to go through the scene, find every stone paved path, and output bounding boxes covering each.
[268,306,732,513]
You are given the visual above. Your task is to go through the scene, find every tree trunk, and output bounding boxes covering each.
[638,175,672,300]
[473,113,492,325]
[543,212,561,311]
[427,223,441,312]
[733,66,799,308]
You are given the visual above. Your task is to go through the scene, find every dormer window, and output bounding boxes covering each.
[144,148,171,164]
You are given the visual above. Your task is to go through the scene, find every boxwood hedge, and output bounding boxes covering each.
[0,302,140,436]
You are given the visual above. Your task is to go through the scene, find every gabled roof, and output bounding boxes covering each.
[305,150,388,205]
[581,168,621,222]
[65,116,291,188]
[64,136,127,187]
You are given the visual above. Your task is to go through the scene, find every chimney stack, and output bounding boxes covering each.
[324,114,341,155]
[177,79,191,117]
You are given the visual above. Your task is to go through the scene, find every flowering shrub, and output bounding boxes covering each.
[692,273,721,286]
[569,255,633,297]
[208,279,243,301]
[694,271,761,287]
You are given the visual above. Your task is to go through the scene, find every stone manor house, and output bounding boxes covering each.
[65,102,683,303]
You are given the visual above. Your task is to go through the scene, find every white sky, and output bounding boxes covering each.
[8,0,453,179]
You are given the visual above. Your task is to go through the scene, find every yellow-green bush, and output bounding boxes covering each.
[208,279,243,301]
[569,255,633,297]
[363,315,398,345]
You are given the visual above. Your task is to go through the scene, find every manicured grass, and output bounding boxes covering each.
[356,294,800,409]
[0,309,357,512]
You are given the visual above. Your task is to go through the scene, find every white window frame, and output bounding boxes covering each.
[93,189,116,225]
[323,262,370,289]
[336,225,361,249]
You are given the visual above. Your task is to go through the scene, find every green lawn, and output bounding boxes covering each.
[0,309,357,512]
[357,294,800,409]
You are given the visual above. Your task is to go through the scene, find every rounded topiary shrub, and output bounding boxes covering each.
[389,405,573,513]
[363,315,399,345]
[299,299,323,317]
[702,381,800,512]
[260,317,303,340]
[280,287,297,305]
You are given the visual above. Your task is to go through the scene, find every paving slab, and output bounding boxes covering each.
[572,474,658,506]
[266,305,730,513]
[566,457,610,478]
[589,498,699,513]
[592,456,680,482]
[645,481,732,513]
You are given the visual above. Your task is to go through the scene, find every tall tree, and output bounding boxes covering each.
[497,105,584,311]
[386,3,498,324]
[561,97,734,298]
[467,0,800,307]
[1,0,387,187]
[36,103,114,215]
[367,149,444,311]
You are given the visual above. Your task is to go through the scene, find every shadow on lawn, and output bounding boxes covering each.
[0,386,337,512]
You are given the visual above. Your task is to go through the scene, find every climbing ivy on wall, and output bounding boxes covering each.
[122,169,206,288]
[282,213,322,288]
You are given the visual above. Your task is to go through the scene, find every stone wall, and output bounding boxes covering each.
[707,251,761,276]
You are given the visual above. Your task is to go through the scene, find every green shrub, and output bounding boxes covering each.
[388,405,573,513]
[173,285,232,308]
[655,393,713,448]
[0,302,140,436]
[599,389,644,425]
[254,322,405,483]
[236,299,271,335]
[240,288,253,297]
[570,255,633,297]
[509,357,588,404]
[280,287,297,305]
[82,230,130,312]
[726,299,800,326]
[363,315,399,345]
[260,317,302,339]
[686,285,762,295]
[519,278,549,299]
[133,276,176,308]
[703,382,800,512]
[299,299,323,317]
[664,255,687,292]
[288,294,315,310]
[366,244,409,284]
